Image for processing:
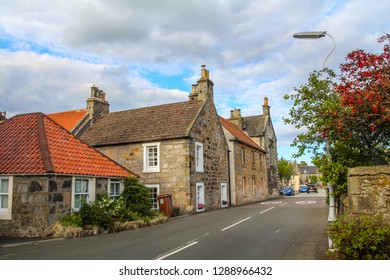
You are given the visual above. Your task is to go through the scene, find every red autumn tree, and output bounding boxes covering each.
[331,34,390,164]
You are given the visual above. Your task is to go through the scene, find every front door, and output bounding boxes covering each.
[196,183,205,212]
[221,183,228,208]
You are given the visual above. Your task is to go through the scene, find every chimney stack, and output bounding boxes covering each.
[188,65,214,102]
[262,97,270,116]
[86,85,110,119]
[229,108,244,129]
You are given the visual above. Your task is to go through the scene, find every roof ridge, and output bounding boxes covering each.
[47,108,86,115]
[106,100,193,115]
[36,113,54,173]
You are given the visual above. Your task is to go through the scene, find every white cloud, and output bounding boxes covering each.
[1,0,389,163]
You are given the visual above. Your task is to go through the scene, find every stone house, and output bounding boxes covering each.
[228,98,279,197]
[219,117,268,206]
[0,113,137,237]
[291,165,321,191]
[81,66,230,214]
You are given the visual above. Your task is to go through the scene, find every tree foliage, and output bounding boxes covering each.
[277,157,295,185]
[329,34,390,164]
[121,177,152,216]
[284,34,390,197]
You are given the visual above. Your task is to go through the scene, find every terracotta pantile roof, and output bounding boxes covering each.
[219,117,265,152]
[47,109,88,131]
[0,113,137,178]
[81,100,203,146]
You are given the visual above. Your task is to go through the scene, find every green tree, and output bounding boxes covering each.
[277,157,295,185]
[121,177,152,216]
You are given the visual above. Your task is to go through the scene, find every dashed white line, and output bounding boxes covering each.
[259,207,275,214]
[221,217,252,231]
[155,241,199,260]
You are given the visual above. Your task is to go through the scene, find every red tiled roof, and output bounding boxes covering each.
[47,109,88,131]
[0,113,137,178]
[219,116,266,152]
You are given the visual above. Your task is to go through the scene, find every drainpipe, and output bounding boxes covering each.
[227,149,232,207]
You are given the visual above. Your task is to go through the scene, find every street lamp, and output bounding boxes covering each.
[293,31,336,70]
[293,30,337,248]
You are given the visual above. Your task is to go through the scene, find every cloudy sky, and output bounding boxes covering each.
[1,0,389,164]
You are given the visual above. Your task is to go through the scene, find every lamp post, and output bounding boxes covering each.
[293,30,337,248]
[293,31,336,70]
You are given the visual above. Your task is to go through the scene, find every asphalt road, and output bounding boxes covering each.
[0,189,329,260]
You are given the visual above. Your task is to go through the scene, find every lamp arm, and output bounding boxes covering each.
[322,33,336,70]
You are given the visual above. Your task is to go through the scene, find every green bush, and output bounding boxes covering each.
[121,177,153,217]
[328,214,390,260]
[55,177,162,234]
[59,212,83,228]
[78,194,129,232]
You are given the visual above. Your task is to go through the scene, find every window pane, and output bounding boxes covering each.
[75,180,82,193]
[110,181,120,197]
[74,194,81,209]
[147,146,158,167]
[0,179,9,193]
[82,180,88,193]
[1,195,8,209]
[149,187,158,209]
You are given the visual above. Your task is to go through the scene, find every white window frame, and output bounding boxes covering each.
[143,142,160,173]
[108,179,122,200]
[145,184,160,210]
[72,177,95,212]
[195,142,204,173]
[0,176,13,220]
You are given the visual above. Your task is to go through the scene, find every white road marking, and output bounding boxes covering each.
[261,201,283,205]
[259,207,274,214]
[155,241,199,260]
[295,201,317,204]
[278,203,288,207]
[275,228,282,233]
[221,217,252,231]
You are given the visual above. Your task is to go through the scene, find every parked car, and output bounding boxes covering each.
[307,184,318,193]
[299,184,308,193]
[281,186,295,196]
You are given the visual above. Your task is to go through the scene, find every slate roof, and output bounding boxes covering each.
[47,109,88,132]
[298,165,318,174]
[81,100,203,146]
[219,117,265,152]
[0,113,137,178]
[243,115,267,137]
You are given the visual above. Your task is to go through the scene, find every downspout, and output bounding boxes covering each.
[227,148,232,207]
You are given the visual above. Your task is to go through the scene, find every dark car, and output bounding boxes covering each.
[281,186,295,196]
[307,184,318,193]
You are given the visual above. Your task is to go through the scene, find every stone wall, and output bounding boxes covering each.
[232,142,268,205]
[0,175,110,238]
[0,175,72,237]
[98,139,192,212]
[189,99,229,212]
[345,165,390,222]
